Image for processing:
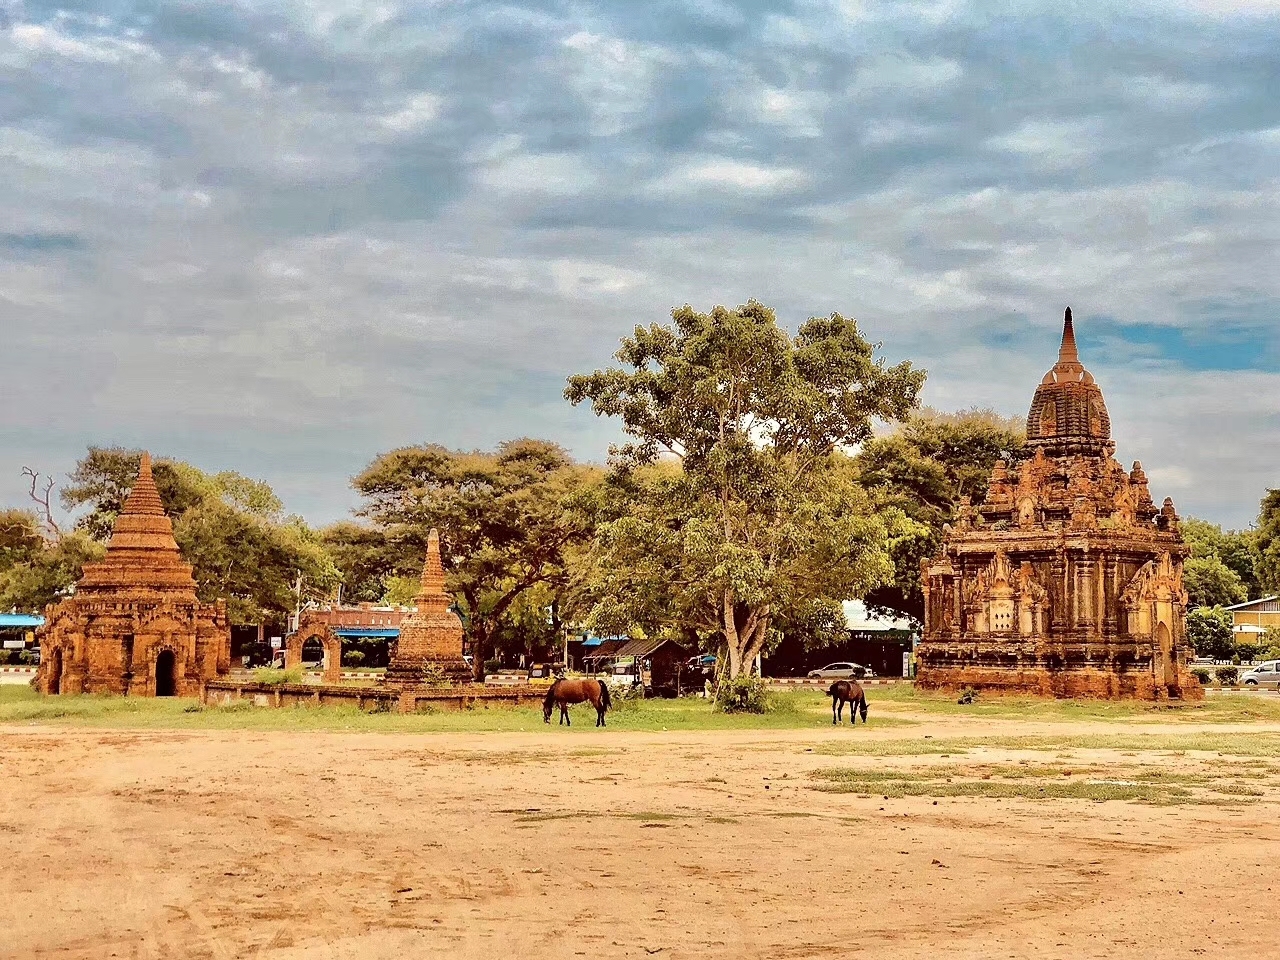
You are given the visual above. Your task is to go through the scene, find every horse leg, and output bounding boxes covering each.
[563,703,571,726]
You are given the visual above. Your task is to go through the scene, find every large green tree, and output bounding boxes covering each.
[853,408,1025,621]
[565,300,924,679]
[1182,517,1256,606]
[1254,490,1280,597]
[1185,606,1234,661]
[351,438,599,679]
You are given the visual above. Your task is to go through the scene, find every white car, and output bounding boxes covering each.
[1240,660,1280,689]
[807,662,874,680]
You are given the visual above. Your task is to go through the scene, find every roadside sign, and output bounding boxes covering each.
[269,637,283,649]
[3,640,24,650]
[902,651,911,678]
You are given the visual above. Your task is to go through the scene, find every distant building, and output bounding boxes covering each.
[1224,596,1280,639]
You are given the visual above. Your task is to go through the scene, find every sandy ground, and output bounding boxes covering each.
[3,715,1279,960]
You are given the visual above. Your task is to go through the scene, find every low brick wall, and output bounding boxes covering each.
[765,677,908,689]
[202,679,544,713]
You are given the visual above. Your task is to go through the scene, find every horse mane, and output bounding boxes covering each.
[543,678,560,708]
[597,678,612,711]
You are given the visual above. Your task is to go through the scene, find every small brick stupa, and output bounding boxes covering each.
[384,529,471,684]
[916,309,1200,700]
[35,453,230,697]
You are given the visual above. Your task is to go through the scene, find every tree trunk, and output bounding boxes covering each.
[721,589,770,680]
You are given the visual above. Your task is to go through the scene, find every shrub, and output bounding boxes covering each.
[1191,667,1212,685]
[253,667,304,686]
[1215,666,1238,686]
[957,688,977,705]
[714,675,772,714]
[343,650,365,668]
[483,659,502,675]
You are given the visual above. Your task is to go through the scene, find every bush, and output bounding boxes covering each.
[483,659,502,675]
[1215,666,1238,686]
[253,667,304,686]
[1235,639,1263,663]
[343,650,365,668]
[957,688,978,705]
[1191,667,1212,685]
[714,675,772,714]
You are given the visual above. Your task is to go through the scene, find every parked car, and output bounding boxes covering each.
[807,662,874,680]
[1240,660,1280,689]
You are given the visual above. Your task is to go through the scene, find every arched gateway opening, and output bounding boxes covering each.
[155,650,177,697]
[301,637,325,667]
[48,648,63,695]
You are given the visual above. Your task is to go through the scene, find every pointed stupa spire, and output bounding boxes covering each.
[120,451,166,517]
[415,528,450,613]
[1057,307,1079,366]
[78,450,198,593]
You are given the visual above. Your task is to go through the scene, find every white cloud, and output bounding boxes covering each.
[653,159,808,192]
[379,92,443,132]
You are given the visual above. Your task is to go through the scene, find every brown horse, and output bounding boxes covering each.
[828,680,868,724]
[543,677,612,727]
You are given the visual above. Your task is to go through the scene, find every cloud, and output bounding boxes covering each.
[1,0,1278,528]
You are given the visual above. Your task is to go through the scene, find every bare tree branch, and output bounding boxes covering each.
[22,466,62,540]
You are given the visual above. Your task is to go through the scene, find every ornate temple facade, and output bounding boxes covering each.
[917,310,1201,700]
[384,529,471,684]
[35,453,231,697]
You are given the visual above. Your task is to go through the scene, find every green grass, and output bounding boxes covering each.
[810,731,1280,758]
[0,686,909,734]
[868,683,1280,723]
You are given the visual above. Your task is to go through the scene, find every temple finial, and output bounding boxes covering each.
[1058,307,1079,365]
[120,450,165,517]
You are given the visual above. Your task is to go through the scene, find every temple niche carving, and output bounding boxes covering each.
[35,453,231,697]
[917,309,1200,700]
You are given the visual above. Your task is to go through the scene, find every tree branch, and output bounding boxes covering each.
[22,467,62,540]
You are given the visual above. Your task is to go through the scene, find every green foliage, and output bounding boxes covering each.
[1215,666,1239,685]
[1186,606,1234,660]
[1191,667,1212,685]
[1235,638,1264,663]
[1183,555,1248,608]
[351,438,599,678]
[1182,517,1256,604]
[566,300,924,678]
[252,667,304,685]
[0,530,105,613]
[1256,490,1280,597]
[714,675,773,714]
[854,408,1025,620]
[0,509,44,572]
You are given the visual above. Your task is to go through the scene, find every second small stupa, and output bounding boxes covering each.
[384,529,472,684]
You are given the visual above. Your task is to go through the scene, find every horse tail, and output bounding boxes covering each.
[598,679,612,711]
[544,679,560,709]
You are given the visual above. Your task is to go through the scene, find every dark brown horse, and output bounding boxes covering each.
[828,680,868,724]
[543,677,612,727]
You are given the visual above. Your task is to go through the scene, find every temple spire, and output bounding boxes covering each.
[1057,307,1079,365]
[120,450,166,517]
[415,529,450,613]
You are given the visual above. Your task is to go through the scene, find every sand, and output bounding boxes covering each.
[3,714,1279,959]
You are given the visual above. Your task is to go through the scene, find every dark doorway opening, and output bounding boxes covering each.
[155,650,176,697]
[301,637,325,668]
[49,647,63,695]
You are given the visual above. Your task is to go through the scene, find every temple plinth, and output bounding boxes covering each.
[35,452,231,697]
[384,530,471,684]
[916,309,1201,700]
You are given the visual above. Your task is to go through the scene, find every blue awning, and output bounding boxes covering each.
[0,614,43,629]
[331,627,400,639]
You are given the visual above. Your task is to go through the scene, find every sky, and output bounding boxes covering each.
[1,0,1278,529]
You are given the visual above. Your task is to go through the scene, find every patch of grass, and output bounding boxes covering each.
[812,732,1280,759]
[0,687,910,734]
[809,767,1196,804]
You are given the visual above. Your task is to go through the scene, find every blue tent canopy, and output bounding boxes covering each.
[0,614,43,630]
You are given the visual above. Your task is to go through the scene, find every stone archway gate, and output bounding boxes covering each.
[284,623,342,683]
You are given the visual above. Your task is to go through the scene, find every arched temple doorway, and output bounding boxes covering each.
[1154,622,1175,693]
[155,650,177,697]
[301,637,325,666]
[48,647,63,695]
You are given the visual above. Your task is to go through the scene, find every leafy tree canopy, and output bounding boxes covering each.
[1254,490,1280,597]
[853,407,1025,621]
[1182,517,1258,602]
[351,438,600,678]
[1185,605,1234,661]
[565,300,925,678]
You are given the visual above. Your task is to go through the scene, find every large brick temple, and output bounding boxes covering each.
[916,309,1200,699]
[35,453,231,697]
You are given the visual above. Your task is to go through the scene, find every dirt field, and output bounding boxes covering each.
[4,707,1280,959]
